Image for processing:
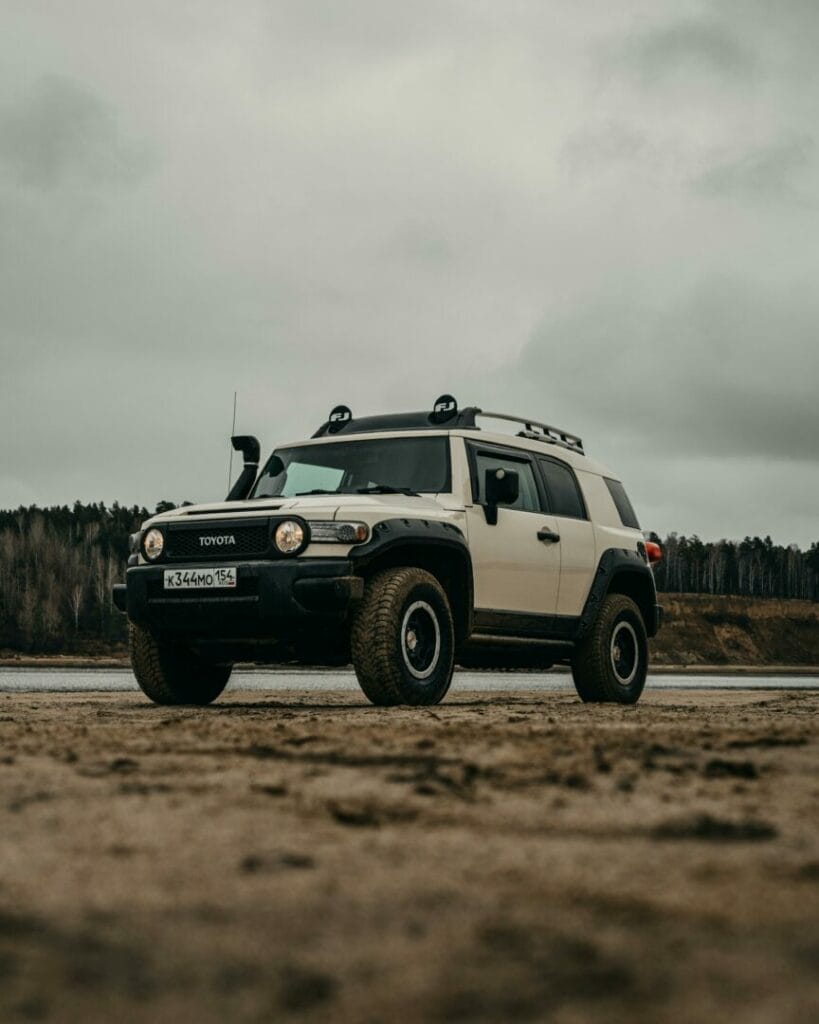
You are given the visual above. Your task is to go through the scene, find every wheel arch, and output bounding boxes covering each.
[350,520,473,643]
[606,570,657,635]
[576,548,660,640]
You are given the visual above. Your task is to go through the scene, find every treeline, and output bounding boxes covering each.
[0,503,152,654]
[652,534,819,601]
[0,504,817,655]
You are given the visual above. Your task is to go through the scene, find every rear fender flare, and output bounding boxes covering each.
[576,548,660,639]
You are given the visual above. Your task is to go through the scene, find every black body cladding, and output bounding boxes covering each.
[577,547,661,639]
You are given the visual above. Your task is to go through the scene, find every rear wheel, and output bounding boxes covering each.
[129,623,231,706]
[571,595,647,704]
[350,568,454,706]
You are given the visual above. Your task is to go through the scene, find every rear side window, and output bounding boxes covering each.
[537,458,586,520]
[605,478,640,529]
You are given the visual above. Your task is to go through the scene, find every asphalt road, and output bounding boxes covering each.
[1,666,818,693]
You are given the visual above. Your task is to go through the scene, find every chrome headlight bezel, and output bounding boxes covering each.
[142,527,165,562]
[307,521,370,544]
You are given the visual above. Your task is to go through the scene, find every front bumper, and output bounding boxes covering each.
[113,558,363,639]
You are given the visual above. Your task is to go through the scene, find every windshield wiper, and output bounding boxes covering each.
[293,485,422,497]
[356,485,420,496]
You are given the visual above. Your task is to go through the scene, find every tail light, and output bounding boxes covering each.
[644,541,662,565]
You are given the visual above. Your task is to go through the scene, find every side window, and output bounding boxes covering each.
[472,449,542,513]
[538,458,586,520]
[604,478,640,529]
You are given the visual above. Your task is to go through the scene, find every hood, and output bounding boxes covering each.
[145,492,459,527]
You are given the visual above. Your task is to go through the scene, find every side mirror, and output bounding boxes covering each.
[226,434,261,501]
[484,467,519,525]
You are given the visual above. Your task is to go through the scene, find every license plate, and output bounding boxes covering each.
[163,567,237,590]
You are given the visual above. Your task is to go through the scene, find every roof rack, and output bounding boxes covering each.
[312,396,584,455]
[475,411,584,454]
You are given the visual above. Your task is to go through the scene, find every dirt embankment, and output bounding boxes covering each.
[1,596,817,670]
[652,595,819,667]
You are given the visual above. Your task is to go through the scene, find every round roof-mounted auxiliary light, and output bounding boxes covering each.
[327,404,352,434]
[429,394,458,425]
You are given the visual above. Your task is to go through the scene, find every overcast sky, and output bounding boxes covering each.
[1,1,816,545]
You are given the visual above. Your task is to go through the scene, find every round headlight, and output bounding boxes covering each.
[143,528,165,561]
[274,519,305,554]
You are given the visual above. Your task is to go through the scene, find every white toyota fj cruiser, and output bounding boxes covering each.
[114,397,662,706]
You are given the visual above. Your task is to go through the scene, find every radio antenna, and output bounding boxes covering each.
[227,390,237,492]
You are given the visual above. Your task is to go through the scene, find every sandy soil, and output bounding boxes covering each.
[1,688,817,1024]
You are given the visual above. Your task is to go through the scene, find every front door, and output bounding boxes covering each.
[464,442,561,627]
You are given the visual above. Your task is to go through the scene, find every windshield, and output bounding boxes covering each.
[251,436,451,499]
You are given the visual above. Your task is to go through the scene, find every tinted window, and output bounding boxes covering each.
[251,437,450,498]
[538,458,586,520]
[605,478,640,529]
[472,449,541,513]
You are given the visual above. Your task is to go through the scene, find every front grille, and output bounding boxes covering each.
[165,524,270,559]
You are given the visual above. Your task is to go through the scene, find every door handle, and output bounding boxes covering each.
[537,528,560,543]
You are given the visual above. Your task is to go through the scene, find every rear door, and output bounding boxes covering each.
[464,442,561,622]
[535,455,596,617]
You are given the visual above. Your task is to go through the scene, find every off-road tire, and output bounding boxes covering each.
[129,623,232,706]
[571,594,647,704]
[351,568,455,706]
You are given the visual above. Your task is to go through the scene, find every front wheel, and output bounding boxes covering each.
[571,595,648,704]
[129,624,232,706]
[350,568,454,706]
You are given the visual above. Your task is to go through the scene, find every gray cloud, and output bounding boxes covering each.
[612,18,758,84]
[0,75,152,189]
[384,224,453,265]
[562,121,651,176]
[465,274,819,542]
[503,277,818,464]
[0,2,817,546]
[693,136,815,204]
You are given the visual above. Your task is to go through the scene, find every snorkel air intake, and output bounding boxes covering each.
[226,435,260,501]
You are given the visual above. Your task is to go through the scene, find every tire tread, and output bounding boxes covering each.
[571,594,647,704]
[350,568,453,706]
[129,623,230,705]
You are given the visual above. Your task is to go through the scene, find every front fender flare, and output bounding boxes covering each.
[349,518,474,638]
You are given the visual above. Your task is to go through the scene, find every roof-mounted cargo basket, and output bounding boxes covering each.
[312,397,584,454]
[475,411,584,454]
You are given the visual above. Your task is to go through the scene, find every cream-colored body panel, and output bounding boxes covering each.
[553,516,596,616]
[576,470,643,558]
[465,505,560,614]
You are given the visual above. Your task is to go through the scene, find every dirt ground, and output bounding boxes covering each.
[1,688,817,1024]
